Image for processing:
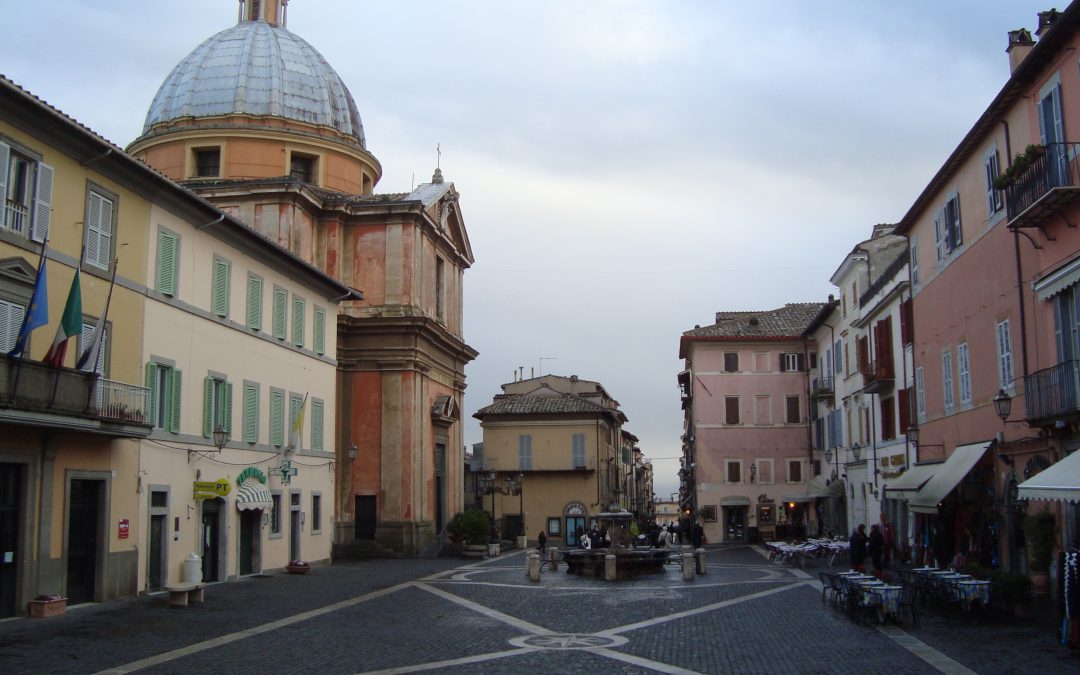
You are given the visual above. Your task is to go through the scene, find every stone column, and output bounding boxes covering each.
[682,552,694,581]
[696,548,707,575]
[528,553,541,582]
[604,554,617,581]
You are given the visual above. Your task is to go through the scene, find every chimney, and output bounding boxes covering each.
[1007,28,1035,73]
[748,317,759,327]
[570,375,579,382]
[1036,9,1060,38]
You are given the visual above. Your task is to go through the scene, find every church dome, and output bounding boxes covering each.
[141,19,365,148]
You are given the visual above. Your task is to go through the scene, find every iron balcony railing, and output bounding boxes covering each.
[859,358,894,384]
[1025,359,1080,422]
[3,200,30,235]
[98,378,152,424]
[1004,142,1080,226]
[810,373,834,400]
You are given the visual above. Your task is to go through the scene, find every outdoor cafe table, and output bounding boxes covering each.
[956,580,991,610]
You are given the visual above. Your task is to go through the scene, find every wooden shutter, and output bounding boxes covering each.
[0,142,9,230]
[273,288,287,340]
[292,296,305,347]
[243,383,258,443]
[898,387,911,434]
[144,362,158,427]
[880,397,895,440]
[32,163,53,243]
[934,209,946,261]
[169,368,182,434]
[856,337,868,373]
[157,231,178,296]
[725,396,740,424]
[311,399,324,451]
[247,274,262,330]
[223,381,233,436]
[212,258,229,317]
[313,306,325,355]
[796,353,805,371]
[900,299,913,345]
[202,376,214,438]
[786,396,800,424]
[86,191,113,270]
[779,353,787,372]
[270,389,284,446]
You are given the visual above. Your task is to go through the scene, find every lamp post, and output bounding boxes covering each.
[487,471,498,543]
[517,471,524,538]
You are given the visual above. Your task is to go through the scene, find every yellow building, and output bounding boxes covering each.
[473,375,631,546]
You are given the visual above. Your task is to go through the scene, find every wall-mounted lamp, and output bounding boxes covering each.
[993,388,1012,423]
[906,426,919,446]
[347,442,359,462]
[750,463,757,483]
[851,443,862,461]
[212,425,228,451]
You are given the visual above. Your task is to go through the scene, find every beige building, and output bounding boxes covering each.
[473,375,632,546]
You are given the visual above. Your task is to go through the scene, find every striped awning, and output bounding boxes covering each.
[235,479,272,511]
[1018,449,1080,503]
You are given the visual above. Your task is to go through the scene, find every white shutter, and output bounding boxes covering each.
[997,320,1014,389]
[32,163,53,243]
[0,298,25,353]
[934,209,946,261]
[87,191,112,270]
[0,142,9,231]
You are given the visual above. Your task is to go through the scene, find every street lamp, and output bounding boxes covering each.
[347,442,359,462]
[212,425,228,451]
[993,388,1012,422]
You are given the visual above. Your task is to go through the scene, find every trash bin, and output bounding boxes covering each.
[182,552,202,584]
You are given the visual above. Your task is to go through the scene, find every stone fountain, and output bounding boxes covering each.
[561,510,670,580]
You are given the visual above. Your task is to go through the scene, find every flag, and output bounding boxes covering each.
[77,258,117,372]
[7,256,48,358]
[288,393,308,450]
[42,269,82,367]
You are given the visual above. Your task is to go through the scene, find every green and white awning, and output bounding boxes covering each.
[235,479,272,511]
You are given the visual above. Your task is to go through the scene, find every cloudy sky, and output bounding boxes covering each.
[0,0,1054,500]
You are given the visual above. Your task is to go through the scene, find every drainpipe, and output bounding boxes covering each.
[1004,118,1031,384]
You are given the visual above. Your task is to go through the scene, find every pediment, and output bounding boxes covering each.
[0,256,38,287]
[431,394,460,427]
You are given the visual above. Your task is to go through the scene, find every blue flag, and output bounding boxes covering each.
[8,256,48,357]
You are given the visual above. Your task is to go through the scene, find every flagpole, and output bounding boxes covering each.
[8,237,49,399]
[49,244,85,404]
[83,257,118,413]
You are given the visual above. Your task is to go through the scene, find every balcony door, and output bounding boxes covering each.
[1039,82,1068,188]
[67,479,103,604]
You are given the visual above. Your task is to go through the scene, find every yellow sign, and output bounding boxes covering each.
[193,479,231,499]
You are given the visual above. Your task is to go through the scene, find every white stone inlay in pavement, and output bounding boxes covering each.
[510,634,628,650]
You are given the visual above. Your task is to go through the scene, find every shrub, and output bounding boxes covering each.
[447,511,490,545]
[1023,509,1056,572]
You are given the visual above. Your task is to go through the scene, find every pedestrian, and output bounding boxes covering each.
[657,525,669,549]
[868,524,884,577]
[849,524,868,571]
[537,530,547,552]
[691,520,704,548]
[880,513,895,568]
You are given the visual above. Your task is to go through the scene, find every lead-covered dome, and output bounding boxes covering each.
[142,19,365,148]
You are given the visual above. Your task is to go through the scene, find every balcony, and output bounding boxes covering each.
[1004,142,1080,229]
[1024,360,1080,424]
[0,355,152,435]
[859,359,894,394]
[810,373,834,403]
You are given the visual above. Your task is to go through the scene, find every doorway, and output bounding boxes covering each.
[354,495,377,540]
[0,463,23,617]
[239,509,261,575]
[434,443,446,533]
[201,499,222,582]
[67,479,103,604]
[148,489,168,591]
[724,506,747,542]
[566,516,586,547]
[289,492,301,562]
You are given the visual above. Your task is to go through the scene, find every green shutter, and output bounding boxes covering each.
[312,399,324,451]
[169,368,182,434]
[157,231,177,296]
[243,383,258,443]
[292,297,305,347]
[273,288,287,340]
[144,362,158,427]
[247,274,262,330]
[270,389,284,446]
[212,258,229,318]
[203,376,214,437]
[313,306,325,355]
[223,381,233,435]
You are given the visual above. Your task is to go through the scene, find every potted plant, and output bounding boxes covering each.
[286,559,310,575]
[447,511,490,558]
[29,594,67,618]
[1023,509,1056,597]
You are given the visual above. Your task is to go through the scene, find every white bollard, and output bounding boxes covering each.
[682,552,695,581]
[548,546,559,571]
[604,554,617,581]
[696,548,707,575]
[528,553,541,582]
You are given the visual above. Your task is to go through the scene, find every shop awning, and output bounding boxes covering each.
[235,479,273,511]
[1018,450,1080,503]
[883,463,940,497]
[781,494,813,503]
[1033,255,1080,301]
[908,442,991,514]
[719,496,751,506]
[804,475,845,498]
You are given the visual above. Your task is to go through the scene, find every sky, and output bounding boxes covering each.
[0,0,1057,501]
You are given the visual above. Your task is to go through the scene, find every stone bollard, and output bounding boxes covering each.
[517,535,528,550]
[548,546,559,571]
[682,552,694,581]
[696,548,707,575]
[604,554,617,581]
[528,553,541,582]
[525,551,533,575]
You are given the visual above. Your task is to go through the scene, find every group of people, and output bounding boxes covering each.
[560,519,706,551]
[848,515,896,576]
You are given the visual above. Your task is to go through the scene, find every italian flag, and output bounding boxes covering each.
[43,270,82,368]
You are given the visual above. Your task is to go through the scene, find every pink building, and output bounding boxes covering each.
[679,304,825,543]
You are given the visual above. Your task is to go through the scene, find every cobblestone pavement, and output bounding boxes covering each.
[0,544,1077,674]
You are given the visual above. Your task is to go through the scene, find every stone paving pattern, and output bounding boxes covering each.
[0,545,1077,674]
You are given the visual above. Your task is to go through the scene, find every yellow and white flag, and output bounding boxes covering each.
[288,393,308,450]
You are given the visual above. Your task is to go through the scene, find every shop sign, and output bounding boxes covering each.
[118,518,129,539]
[193,478,231,500]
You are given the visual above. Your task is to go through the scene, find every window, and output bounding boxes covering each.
[880,397,896,441]
[724,396,740,425]
[311,398,324,451]
[1039,79,1067,187]
[202,374,232,439]
[0,141,52,241]
[915,367,926,422]
[726,460,741,483]
[246,273,263,331]
[157,229,179,297]
[996,319,1014,390]
[435,256,446,320]
[211,256,230,318]
[547,517,561,535]
[518,434,533,470]
[270,387,285,447]
[780,352,804,372]
[288,393,304,450]
[957,342,972,407]
[1053,285,1080,362]
[834,340,842,375]
[787,460,802,483]
[942,350,954,415]
[0,298,25,353]
[757,459,774,484]
[984,148,1003,216]
[79,318,108,376]
[311,494,322,534]
[910,237,920,289]
[272,286,287,340]
[242,381,259,443]
[723,352,739,372]
[753,352,768,372]
[292,295,305,347]
[193,148,220,177]
[935,195,963,261]
[898,387,912,436]
[701,505,717,522]
[313,305,326,355]
[145,361,182,433]
[289,153,315,183]
[572,433,586,468]
[270,493,281,535]
[754,395,771,425]
[785,395,800,424]
[85,187,115,271]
